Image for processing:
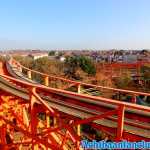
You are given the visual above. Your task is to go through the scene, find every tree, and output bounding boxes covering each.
[33,57,64,75]
[115,72,132,89]
[64,56,96,79]
[0,56,6,62]
[95,72,114,87]
[79,56,96,75]
[48,51,55,56]
[64,56,80,79]
[13,55,34,69]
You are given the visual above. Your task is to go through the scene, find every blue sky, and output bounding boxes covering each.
[0,0,150,50]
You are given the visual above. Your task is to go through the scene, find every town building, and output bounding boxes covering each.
[28,52,48,60]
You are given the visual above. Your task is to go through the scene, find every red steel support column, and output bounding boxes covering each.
[77,124,81,150]
[46,111,50,150]
[30,87,38,150]
[116,105,125,141]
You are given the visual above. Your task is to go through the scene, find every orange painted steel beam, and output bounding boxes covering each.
[0,70,150,128]
[0,116,60,149]
[9,57,150,97]
[0,93,64,149]
[0,71,149,139]
[0,73,150,113]
[41,110,118,136]
[116,105,125,141]
[0,58,149,149]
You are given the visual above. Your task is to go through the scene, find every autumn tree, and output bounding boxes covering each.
[13,55,34,69]
[0,56,6,63]
[115,72,132,89]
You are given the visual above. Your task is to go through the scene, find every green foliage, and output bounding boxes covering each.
[65,56,96,78]
[48,51,55,56]
[79,56,96,75]
[64,56,78,79]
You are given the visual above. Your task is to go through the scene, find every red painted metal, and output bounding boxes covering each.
[116,105,125,141]
[102,61,150,81]
[0,58,149,149]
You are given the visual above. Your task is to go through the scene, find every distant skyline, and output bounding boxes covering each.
[0,0,150,50]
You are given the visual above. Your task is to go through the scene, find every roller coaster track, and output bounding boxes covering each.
[0,57,150,149]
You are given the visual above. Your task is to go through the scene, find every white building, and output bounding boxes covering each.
[59,56,66,62]
[28,53,48,60]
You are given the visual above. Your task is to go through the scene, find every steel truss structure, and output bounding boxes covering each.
[0,57,149,149]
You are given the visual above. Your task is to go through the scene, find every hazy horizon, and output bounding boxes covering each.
[1,0,150,50]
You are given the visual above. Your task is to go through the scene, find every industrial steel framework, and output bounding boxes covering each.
[102,61,150,78]
[0,57,149,149]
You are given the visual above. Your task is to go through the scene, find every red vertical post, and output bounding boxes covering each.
[30,87,38,150]
[77,124,81,150]
[44,76,49,86]
[116,105,125,141]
